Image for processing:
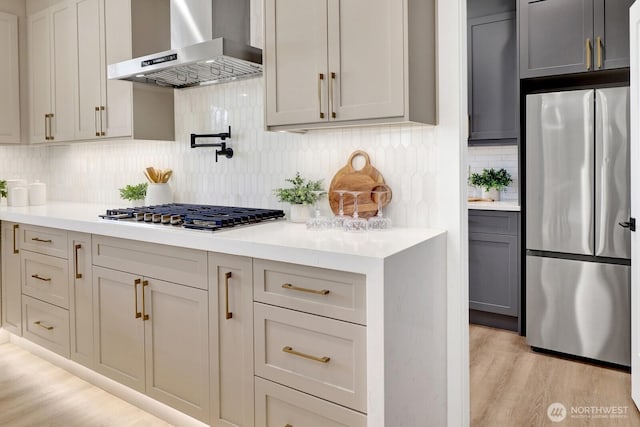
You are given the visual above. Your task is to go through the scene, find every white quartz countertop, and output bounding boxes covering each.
[0,202,445,274]
[467,200,520,211]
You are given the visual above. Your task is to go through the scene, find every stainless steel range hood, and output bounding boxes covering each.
[108,0,262,88]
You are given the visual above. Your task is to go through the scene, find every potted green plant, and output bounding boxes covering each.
[0,180,6,201]
[119,183,148,206]
[468,168,512,201]
[273,172,324,222]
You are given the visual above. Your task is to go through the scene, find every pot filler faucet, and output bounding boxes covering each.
[190,126,234,162]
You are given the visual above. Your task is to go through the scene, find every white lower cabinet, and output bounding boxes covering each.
[209,253,254,427]
[1,222,22,334]
[92,266,210,422]
[255,377,366,427]
[69,232,94,368]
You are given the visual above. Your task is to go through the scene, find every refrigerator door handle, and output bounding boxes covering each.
[619,218,636,231]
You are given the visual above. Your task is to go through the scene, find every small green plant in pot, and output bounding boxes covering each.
[273,172,324,222]
[119,183,148,206]
[0,180,7,199]
[468,168,512,201]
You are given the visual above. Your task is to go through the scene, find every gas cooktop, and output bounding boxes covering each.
[99,203,285,231]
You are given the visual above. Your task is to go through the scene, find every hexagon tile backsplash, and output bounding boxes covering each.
[0,78,442,227]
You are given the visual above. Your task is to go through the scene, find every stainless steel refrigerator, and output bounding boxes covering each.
[525,87,631,366]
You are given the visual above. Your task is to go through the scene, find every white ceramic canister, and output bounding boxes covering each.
[145,183,173,206]
[28,181,47,206]
[10,186,28,207]
[6,179,27,206]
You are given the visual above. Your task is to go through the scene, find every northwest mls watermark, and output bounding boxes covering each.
[547,402,629,423]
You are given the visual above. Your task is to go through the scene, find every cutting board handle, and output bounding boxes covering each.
[346,150,372,173]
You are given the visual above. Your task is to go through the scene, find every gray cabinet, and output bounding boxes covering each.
[468,11,517,142]
[469,210,520,331]
[519,0,631,78]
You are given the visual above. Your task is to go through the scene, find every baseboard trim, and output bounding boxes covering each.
[7,333,207,427]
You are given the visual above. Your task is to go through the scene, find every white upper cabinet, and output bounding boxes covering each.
[0,12,20,144]
[265,0,436,131]
[28,1,78,143]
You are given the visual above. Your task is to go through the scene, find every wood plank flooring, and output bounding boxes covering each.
[0,342,171,427]
[471,324,640,426]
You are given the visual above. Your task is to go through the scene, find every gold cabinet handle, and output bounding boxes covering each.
[225,272,233,319]
[329,72,336,119]
[285,425,293,427]
[34,320,54,330]
[142,280,149,320]
[596,36,603,69]
[95,106,100,136]
[31,274,51,282]
[31,237,52,243]
[586,38,592,70]
[100,106,105,136]
[318,73,325,119]
[74,244,82,279]
[281,283,330,295]
[134,278,142,319]
[282,346,330,363]
[12,224,18,254]
[44,115,49,140]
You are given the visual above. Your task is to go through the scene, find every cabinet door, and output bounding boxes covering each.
[69,232,93,368]
[209,253,254,427]
[1,222,22,335]
[143,277,210,423]
[468,12,517,141]
[92,266,145,392]
[327,0,404,122]
[519,0,594,78]
[49,1,78,142]
[264,0,329,127]
[28,9,52,143]
[0,12,20,144]
[594,0,633,70]
[469,232,519,316]
[103,0,133,138]
[76,0,105,140]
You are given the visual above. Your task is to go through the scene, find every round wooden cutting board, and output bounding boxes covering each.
[328,150,392,218]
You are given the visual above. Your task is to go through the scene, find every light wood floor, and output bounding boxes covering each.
[471,324,640,426]
[0,342,171,427]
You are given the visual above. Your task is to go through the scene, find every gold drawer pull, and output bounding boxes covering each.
[282,283,330,295]
[225,272,233,319]
[31,274,51,282]
[74,244,82,279]
[34,320,54,330]
[31,237,52,243]
[12,224,19,254]
[285,425,293,427]
[282,346,330,363]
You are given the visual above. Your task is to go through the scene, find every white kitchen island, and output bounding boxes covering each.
[0,202,448,427]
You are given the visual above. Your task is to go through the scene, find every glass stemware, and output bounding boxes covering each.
[343,191,368,232]
[368,190,392,230]
[306,190,331,230]
[331,189,349,229]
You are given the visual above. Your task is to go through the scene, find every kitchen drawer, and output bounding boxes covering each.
[20,225,68,258]
[92,235,207,290]
[22,295,70,358]
[255,377,366,427]
[469,210,518,235]
[254,302,367,412]
[22,250,70,309]
[253,259,366,325]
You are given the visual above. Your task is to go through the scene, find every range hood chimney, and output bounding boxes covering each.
[108,0,262,88]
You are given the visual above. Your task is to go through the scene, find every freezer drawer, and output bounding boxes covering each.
[526,256,630,366]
